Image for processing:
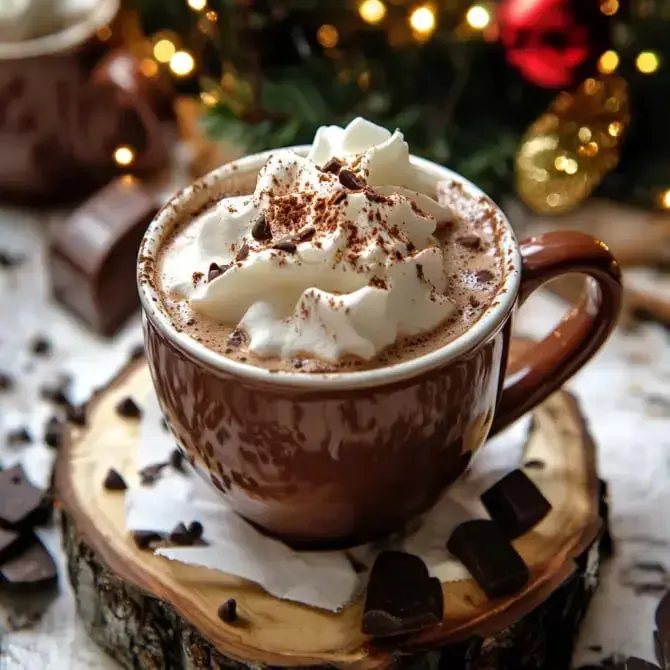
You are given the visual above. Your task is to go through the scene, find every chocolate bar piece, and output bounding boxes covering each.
[480,469,552,538]
[0,465,51,531]
[0,535,58,592]
[49,176,160,336]
[363,550,443,637]
[447,520,529,599]
[0,527,31,564]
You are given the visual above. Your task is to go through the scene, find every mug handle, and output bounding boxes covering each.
[490,230,623,435]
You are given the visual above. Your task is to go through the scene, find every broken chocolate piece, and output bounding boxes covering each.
[251,215,272,241]
[188,521,203,540]
[0,372,14,391]
[103,469,127,492]
[66,403,87,427]
[139,462,168,485]
[218,598,237,623]
[296,225,316,242]
[0,466,51,531]
[0,528,31,564]
[339,169,366,190]
[30,336,52,356]
[132,530,164,550]
[207,262,230,282]
[0,536,58,592]
[320,157,343,174]
[447,519,529,599]
[272,239,297,254]
[116,396,142,419]
[456,235,483,250]
[236,243,250,262]
[481,469,552,538]
[44,416,64,449]
[6,427,32,446]
[169,448,185,472]
[169,522,192,546]
[49,176,161,336]
[363,550,443,637]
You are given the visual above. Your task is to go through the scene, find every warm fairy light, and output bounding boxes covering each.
[359,0,387,24]
[600,0,619,15]
[466,5,490,30]
[358,71,371,89]
[409,6,436,36]
[660,189,670,209]
[598,50,619,74]
[317,24,339,48]
[554,156,567,171]
[636,51,660,74]
[139,58,158,77]
[582,142,599,157]
[206,10,218,20]
[114,146,135,167]
[153,39,176,63]
[170,50,195,77]
[578,126,592,143]
[200,91,217,106]
[187,0,207,9]
[563,158,578,175]
[608,121,623,137]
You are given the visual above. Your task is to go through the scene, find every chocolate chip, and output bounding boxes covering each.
[116,396,142,419]
[0,372,14,391]
[0,249,25,269]
[339,169,366,190]
[0,466,51,531]
[272,239,297,254]
[320,157,343,174]
[475,269,495,284]
[0,527,31,564]
[43,417,63,450]
[236,243,250,262]
[7,427,32,447]
[447,519,529,599]
[251,215,272,241]
[296,225,316,242]
[481,469,552,538]
[523,458,546,470]
[170,448,185,472]
[169,522,192,545]
[188,521,203,540]
[132,530,164,550]
[218,598,237,623]
[39,376,71,407]
[30,336,52,356]
[208,262,230,282]
[363,550,443,637]
[103,468,127,491]
[0,536,58,592]
[456,235,483,250]
[66,403,87,427]
[139,462,168,486]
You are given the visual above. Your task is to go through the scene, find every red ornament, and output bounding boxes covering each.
[498,0,607,88]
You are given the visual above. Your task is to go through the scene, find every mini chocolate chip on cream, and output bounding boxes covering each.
[158,117,505,373]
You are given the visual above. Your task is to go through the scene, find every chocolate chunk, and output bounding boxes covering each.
[0,466,51,531]
[169,522,192,545]
[30,336,52,356]
[236,243,250,262]
[208,262,230,282]
[475,269,495,284]
[0,372,14,391]
[320,157,343,174]
[218,598,237,623]
[362,550,443,637]
[132,530,164,550]
[296,225,316,242]
[39,376,72,407]
[103,469,127,491]
[116,396,142,419]
[188,521,203,540]
[44,416,64,449]
[169,448,185,472]
[523,459,546,470]
[7,427,32,446]
[456,235,483,250]
[447,519,529,599]
[139,462,168,485]
[272,239,297,254]
[66,403,87,427]
[339,169,366,190]
[49,177,161,336]
[0,536,58,592]
[0,528,31,564]
[481,469,552,538]
[0,250,25,269]
[251,215,272,241]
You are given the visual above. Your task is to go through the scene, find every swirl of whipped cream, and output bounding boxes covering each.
[162,117,456,363]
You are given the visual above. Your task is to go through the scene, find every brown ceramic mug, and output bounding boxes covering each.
[138,149,622,547]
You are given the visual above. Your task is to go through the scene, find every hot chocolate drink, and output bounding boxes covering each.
[157,118,505,373]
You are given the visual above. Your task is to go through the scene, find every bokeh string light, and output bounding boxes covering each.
[359,0,387,25]
[153,39,176,64]
[466,5,491,30]
[636,51,660,74]
[113,146,135,167]
[409,5,437,38]
[317,24,339,48]
[170,50,196,77]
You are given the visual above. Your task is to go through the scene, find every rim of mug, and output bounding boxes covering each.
[138,146,521,390]
[0,0,119,60]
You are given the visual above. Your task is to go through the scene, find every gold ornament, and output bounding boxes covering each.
[515,75,630,215]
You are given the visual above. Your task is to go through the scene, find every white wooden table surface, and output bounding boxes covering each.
[1,204,669,669]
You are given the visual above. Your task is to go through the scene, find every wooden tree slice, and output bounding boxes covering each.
[56,341,605,670]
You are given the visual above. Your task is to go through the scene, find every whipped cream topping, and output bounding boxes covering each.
[162,117,456,363]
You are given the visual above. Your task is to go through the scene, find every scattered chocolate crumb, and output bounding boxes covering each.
[169,448,185,472]
[339,169,366,190]
[0,250,25,269]
[7,427,32,447]
[236,243,250,262]
[208,262,230,283]
[139,462,168,486]
[192,271,204,285]
[320,157,343,174]
[44,417,63,449]
[475,269,495,284]
[0,372,14,391]
[218,598,237,623]
[116,396,142,419]
[66,403,87,427]
[103,468,127,491]
[129,343,145,360]
[30,336,52,356]
[188,521,204,540]
[523,459,546,470]
[272,239,297,254]
[132,530,164,550]
[169,522,192,545]
[456,235,483,251]
[251,215,272,241]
